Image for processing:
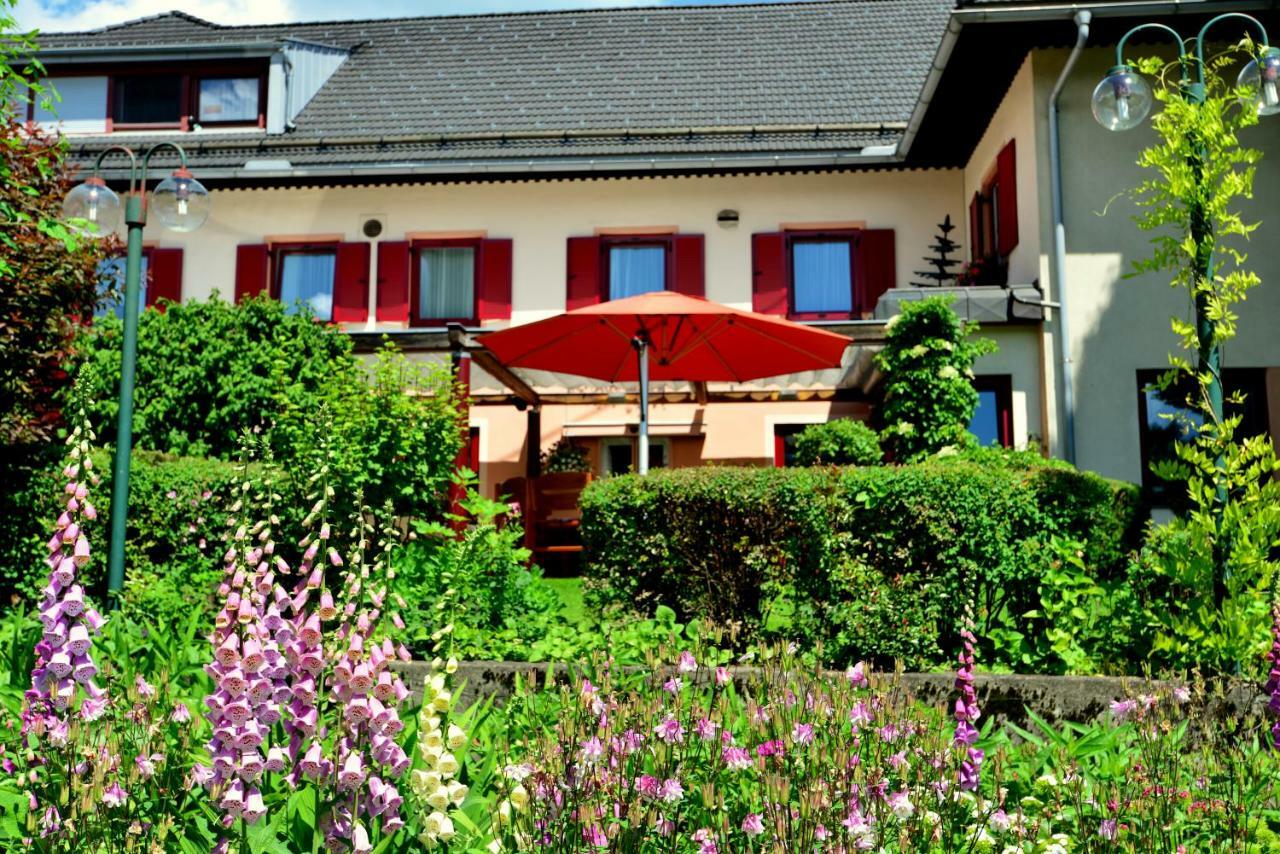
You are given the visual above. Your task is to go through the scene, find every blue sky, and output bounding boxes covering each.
[17,0,807,32]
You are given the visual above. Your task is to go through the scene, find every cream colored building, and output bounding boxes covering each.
[39,0,1280,497]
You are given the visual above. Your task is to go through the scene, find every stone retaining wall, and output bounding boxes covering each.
[393,661,1265,728]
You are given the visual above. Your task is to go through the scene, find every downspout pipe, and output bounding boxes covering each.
[1049,9,1091,465]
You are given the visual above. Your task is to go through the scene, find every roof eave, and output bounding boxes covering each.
[88,146,905,182]
[37,42,286,64]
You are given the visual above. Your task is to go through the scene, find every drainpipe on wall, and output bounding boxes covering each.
[1048,9,1091,465]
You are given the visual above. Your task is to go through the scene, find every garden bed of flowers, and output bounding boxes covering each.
[1,411,1279,852]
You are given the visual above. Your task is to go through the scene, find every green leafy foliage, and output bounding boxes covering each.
[392,475,560,659]
[580,451,1142,669]
[80,299,464,528]
[1125,426,1280,675]
[272,341,465,522]
[79,295,355,460]
[0,113,109,445]
[0,447,236,617]
[793,418,882,466]
[875,296,997,461]
[1118,45,1280,675]
[539,437,590,473]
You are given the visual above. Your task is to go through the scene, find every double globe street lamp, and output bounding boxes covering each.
[63,143,211,600]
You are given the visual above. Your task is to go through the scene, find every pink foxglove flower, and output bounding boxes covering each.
[24,416,107,733]
[952,611,983,791]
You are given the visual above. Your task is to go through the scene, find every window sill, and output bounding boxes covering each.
[788,311,856,323]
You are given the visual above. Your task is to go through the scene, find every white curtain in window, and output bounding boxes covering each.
[418,247,475,320]
[279,252,335,321]
[198,78,258,122]
[95,256,148,319]
[609,245,666,299]
[792,241,852,313]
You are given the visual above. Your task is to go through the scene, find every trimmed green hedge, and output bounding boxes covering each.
[580,450,1143,668]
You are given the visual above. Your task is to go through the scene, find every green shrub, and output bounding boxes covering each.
[580,452,1143,669]
[540,438,590,473]
[82,298,464,523]
[391,482,560,659]
[876,296,997,461]
[580,466,837,632]
[80,295,355,460]
[793,419,881,466]
[0,446,237,622]
[273,342,465,523]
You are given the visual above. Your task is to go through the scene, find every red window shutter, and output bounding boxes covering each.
[477,238,513,321]
[996,139,1018,256]
[332,241,371,323]
[671,233,705,297]
[855,229,896,316]
[147,248,183,309]
[566,236,602,310]
[751,232,787,316]
[234,244,269,303]
[376,241,410,323]
[773,429,786,467]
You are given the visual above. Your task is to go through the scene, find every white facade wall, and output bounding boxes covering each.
[144,168,965,325]
[1032,46,1280,483]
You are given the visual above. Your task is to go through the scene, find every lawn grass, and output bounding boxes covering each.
[545,576,586,623]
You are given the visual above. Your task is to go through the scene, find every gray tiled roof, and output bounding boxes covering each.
[41,1,954,175]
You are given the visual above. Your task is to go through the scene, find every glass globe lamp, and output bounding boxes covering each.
[151,168,211,232]
[1092,65,1152,131]
[61,177,122,236]
[1238,47,1280,117]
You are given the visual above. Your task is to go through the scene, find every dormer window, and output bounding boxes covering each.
[72,63,269,132]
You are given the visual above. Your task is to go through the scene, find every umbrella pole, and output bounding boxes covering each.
[636,337,650,475]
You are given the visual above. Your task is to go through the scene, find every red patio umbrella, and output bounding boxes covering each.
[479,291,851,472]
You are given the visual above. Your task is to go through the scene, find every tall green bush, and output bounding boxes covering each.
[80,299,465,522]
[580,452,1142,669]
[793,419,881,466]
[876,297,996,461]
[80,295,354,459]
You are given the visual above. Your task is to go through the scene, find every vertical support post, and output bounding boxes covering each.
[526,407,542,479]
[637,338,650,475]
[106,192,146,603]
[449,341,472,530]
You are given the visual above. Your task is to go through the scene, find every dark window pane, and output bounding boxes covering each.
[1138,369,1270,497]
[648,442,667,469]
[113,75,182,124]
[606,443,632,475]
[608,245,666,299]
[791,240,852,313]
[968,389,1003,447]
